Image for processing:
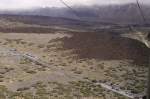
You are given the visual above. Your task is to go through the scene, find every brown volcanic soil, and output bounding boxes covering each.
[0,27,59,33]
[0,15,148,98]
[61,31,149,65]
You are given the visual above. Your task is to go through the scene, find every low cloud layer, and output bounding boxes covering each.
[0,0,149,10]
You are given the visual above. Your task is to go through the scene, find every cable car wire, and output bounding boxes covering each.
[136,0,146,24]
[59,0,147,29]
[59,0,81,20]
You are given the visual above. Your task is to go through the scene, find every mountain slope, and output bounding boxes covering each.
[1,3,150,24]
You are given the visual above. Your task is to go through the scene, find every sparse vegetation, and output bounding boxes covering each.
[20,58,32,64]
[0,14,148,99]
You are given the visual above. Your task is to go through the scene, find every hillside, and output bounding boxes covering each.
[1,3,150,24]
[0,12,149,99]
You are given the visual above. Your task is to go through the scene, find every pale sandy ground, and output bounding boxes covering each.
[0,32,147,99]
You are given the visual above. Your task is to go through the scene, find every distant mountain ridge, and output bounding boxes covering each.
[0,3,150,24]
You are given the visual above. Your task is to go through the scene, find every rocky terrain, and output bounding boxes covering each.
[0,14,148,99]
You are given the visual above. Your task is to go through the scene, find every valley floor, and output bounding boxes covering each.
[0,31,148,99]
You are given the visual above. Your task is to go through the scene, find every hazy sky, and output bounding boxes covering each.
[0,0,149,10]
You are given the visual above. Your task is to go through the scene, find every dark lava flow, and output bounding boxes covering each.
[61,31,149,66]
